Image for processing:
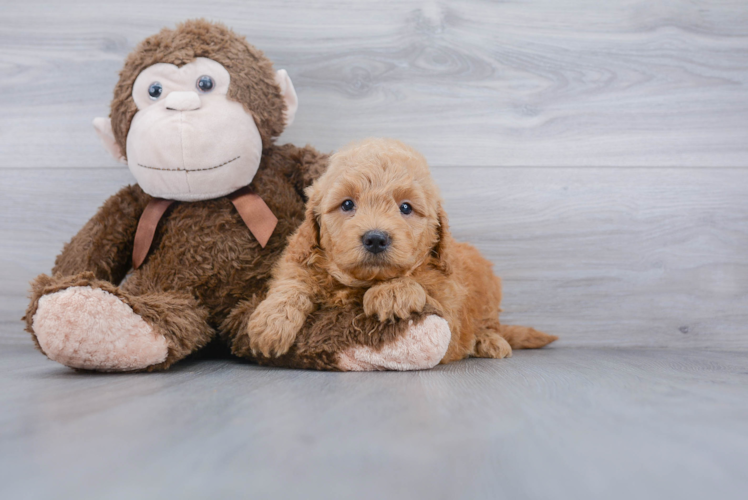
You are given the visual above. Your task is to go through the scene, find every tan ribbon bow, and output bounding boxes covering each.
[132,187,278,269]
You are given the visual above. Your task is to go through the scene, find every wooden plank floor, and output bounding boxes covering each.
[1,344,747,500]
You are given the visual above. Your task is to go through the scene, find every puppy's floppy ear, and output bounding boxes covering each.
[285,183,322,264]
[431,202,452,274]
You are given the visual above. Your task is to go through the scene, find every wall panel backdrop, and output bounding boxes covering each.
[1,0,747,349]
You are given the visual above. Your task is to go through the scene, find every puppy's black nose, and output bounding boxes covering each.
[362,230,391,254]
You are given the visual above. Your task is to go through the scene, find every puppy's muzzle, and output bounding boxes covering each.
[362,230,391,255]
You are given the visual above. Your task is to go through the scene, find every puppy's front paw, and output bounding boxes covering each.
[363,278,427,322]
[247,300,304,358]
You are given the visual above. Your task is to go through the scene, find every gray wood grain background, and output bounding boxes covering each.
[2,0,748,168]
[1,0,746,348]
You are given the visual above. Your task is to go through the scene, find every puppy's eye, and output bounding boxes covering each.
[399,202,413,215]
[341,199,355,212]
[196,75,214,93]
[148,82,163,100]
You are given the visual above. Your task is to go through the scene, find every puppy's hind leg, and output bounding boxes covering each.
[473,322,557,359]
[498,324,558,350]
[473,321,513,359]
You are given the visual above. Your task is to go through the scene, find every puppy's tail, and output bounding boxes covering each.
[498,325,558,349]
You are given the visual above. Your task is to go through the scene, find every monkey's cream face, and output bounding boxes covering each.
[126,58,263,201]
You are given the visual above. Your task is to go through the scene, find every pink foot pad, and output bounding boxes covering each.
[32,286,168,371]
[338,315,451,371]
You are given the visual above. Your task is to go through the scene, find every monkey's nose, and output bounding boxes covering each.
[362,230,391,254]
[164,91,201,111]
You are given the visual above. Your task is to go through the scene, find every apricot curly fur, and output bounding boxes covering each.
[248,138,557,364]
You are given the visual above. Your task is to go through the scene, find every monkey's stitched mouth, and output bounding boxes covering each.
[136,156,240,172]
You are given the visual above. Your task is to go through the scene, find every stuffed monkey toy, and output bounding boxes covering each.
[23,20,450,372]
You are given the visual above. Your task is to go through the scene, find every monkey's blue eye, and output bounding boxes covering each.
[399,202,413,215]
[196,75,214,93]
[341,200,355,212]
[148,82,163,100]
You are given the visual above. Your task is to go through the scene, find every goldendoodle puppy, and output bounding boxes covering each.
[248,138,557,363]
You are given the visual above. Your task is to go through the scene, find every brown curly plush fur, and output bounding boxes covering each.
[22,21,329,371]
[247,139,557,364]
[24,144,327,370]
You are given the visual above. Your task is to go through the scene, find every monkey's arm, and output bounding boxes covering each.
[296,145,329,190]
[273,143,329,195]
[51,184,150,282]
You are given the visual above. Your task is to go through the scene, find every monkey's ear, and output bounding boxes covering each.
[93,117,126,164]
[275,69,298,128]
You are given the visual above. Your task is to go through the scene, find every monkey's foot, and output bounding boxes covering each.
[32,286,168,371]
[337,315,450,371]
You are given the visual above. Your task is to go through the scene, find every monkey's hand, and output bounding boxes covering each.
[247,291,313,358]
[363,277,427,322]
